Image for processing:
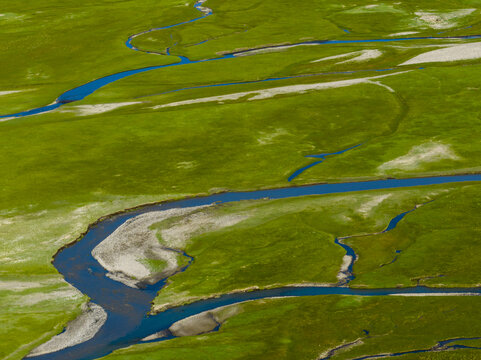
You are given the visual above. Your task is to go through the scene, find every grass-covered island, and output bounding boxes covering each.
[1,0,481,359]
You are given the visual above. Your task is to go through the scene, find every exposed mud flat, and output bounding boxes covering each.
[312,50,382,64]
[160,210,248,249]
[153,72,408,109]
[91,205,247,288]
[378,142,460,172]
[415,9,475,29]
[91,207,205,288]
[401,42,481,65]
[27,302,107,357]
[60,102,141,116]
[171,305,240,337]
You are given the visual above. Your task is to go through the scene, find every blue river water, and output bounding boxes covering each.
[288,144,362,182]
[2,0,481,121]
[354,337,481,359]
[28,174,481,360]
[334,201,422,285]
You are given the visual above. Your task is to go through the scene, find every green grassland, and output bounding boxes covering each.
[150,183,481,310]
[0,275,86,359]
[103,295,481,360]
[2,0,481,358]
[350,185,481,288]
[130,0,481,60]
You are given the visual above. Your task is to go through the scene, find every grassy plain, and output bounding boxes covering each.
[1,0,481,358]
[0,276,85,359]
[350,185,481,288]
[150,183,481,310]
[131,0,481,60]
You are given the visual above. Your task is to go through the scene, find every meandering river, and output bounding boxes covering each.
[26,174,481,360]
[13,1,481,359]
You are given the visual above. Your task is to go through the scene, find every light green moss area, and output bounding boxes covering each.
[140,258,169,274]
[102,295,481,360]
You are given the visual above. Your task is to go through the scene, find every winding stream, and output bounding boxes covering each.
[27,174,481,360]
[2,1,481,120]
[10,1,481,359]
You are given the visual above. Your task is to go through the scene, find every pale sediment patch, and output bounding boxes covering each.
[143,306,241,341]
[311,51,357,63]
[401,42,481,65]
[176,161,197,169]
[0,90,25,96]
[358,194,392,216]
[415,9,475,29]
[0,13,26,21]
[345,4,403,14]
[0,116,16,122]
[247,72,404,101]
[153,71,409,109]
[318,338,364,360]
[92,207,207,288]
[195,0,212,15]
[388,31,419,37]
[142,330,170,341]
[60,102,141,116]
[169,305,240,338]
[20,288,82,306]
[159,210,248,248]
[338,50,383,64]
[234,43,318,57]
[257,128,289,145]
[0,281,47,291]
[388,44,452,51]
[311,50,382,64]
[169,311,220,337]
[2,195,189,268]
[337,255,353,282]
[27,302,107,357]
[378,142,460,172]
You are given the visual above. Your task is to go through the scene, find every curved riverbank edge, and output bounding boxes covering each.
[50,171,481,266]
[51,172,481,312]
[26,172,481,360]
[150,282,481,315]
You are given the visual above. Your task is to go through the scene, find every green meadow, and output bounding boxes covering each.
[104,295,481,360]
[1,0,481,358]
[150,183,481,310]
